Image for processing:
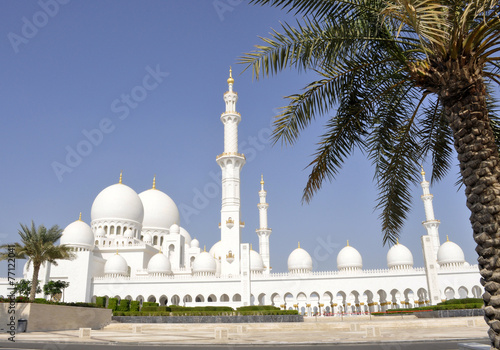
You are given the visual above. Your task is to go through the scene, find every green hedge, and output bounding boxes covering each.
[117,299,130,312]
[96,297,105,308]
[130,301,140,312]
[107,298,119,311]
[438,298,482,305]
[169,306,234,312]
[113,309,299,317]
[141,302,158,309]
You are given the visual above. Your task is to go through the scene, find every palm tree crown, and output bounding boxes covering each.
[240,0,499,243]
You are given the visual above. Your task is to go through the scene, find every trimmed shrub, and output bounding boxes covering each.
[117,299,130,312]
[141,302,159,309]
[130,301,140,312]
[96,297,106,308]
[107,298,119,311]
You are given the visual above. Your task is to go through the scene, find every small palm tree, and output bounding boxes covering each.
[240,0,500,346]
[0,221,75,301]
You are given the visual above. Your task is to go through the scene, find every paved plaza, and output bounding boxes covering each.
[0,316,490,345]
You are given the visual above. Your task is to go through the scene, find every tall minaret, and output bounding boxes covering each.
[217,68,246,276]
[256,175,272,274]
[420,166,441,260]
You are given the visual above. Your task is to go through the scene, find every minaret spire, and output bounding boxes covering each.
[420,166,441,259]
[217,68,246,276]
[256,174,272,274]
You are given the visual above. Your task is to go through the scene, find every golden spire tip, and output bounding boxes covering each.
[298,241,300,249]
[119,170,123,184]
[78,212,82,221]
[347,240,349,247]
[152,175,156,189]
[204,245,206,252]
[446,235,449,242]
[260,174,264,185]
[227,67,234,84]
[421,164,425,176]
[396,238,399,245]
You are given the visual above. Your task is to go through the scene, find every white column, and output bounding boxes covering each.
[420,167,441,260]
[421,235,441,305]
[217,68,245,276]
[256,175,272,273]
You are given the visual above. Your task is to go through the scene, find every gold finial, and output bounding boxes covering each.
[227,67,234,84]
[396,238,399,245]
[119,170,123,184]
[152,175,156,189]
[421,165,425,176]
[446,235,449,242]
[347,240,349,247]
[250,244,253,251]
[260,174,264,185]
[78,212,82,221]
[204,245,206,252]
[298,242,300,248]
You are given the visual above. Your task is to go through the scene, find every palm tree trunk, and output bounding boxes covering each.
[30,263,40,301]
[443,77,500,348]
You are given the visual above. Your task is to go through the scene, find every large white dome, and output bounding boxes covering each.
[147,252,172,275]
[139,188,180,230]
[438,238,465,267]
[337,243,362,270]
[209,241,224,260]
[60,219,95,250]
[193,252,216,275]
[287,244,313,273]
[387,242,413,269]
[104,253,128,275]
[250,249,265,272]
[91,183,144,223]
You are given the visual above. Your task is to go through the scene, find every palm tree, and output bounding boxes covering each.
[240,0,500,346]
[0,221,75,301]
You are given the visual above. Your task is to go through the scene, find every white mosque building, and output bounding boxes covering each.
[0,70,482,315]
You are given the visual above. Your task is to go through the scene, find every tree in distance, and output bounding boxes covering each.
[0,221,75,301]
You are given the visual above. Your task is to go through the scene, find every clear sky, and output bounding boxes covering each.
[0,0,493,276]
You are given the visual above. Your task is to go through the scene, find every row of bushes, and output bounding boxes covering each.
[98,296,296,316]
[113,310,299,316]
[372,299,483,316]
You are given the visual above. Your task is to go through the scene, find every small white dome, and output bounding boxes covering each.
[60,219,95,250]
[179,227,192,246]
[250,249,265,272]
[387,242,413,269]
[91,183,144,223]
[193,252,216,275]
[438,238,465,266]
[143,233,152,244]
[123,228,134,239]
[209,241,224,260]
[104,253,128,275]
[287,244,313,272]
[337,243,362,270]
[147,252,172,274]
[139,188,180,230]
[169,223,180,234]
[191,238,200,248]
[95,227,106,238]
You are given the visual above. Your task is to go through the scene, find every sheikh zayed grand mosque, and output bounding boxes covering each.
[0,70,483,315]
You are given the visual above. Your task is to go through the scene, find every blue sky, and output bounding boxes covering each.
[0,0,492,276]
